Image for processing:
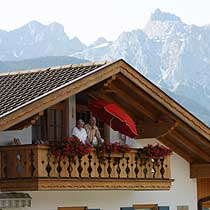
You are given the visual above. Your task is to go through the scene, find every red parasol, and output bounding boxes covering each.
[88,99,138,138]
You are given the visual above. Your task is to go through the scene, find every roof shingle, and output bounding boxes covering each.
[0,61,109,117]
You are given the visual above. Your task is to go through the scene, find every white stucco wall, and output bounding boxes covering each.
[0,126,32,145]
[16,139,197,210]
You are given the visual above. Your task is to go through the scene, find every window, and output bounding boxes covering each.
[76,104,90,126]
[32,100,68,143]
[121,205,169,210]
[32,112,47,142]
[177,206,188,210]
[158,207,169,210]
[133,204,158,210]
[47,103,67,143]
[57,207,100,210]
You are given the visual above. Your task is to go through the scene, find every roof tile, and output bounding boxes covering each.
[0,61,109,117]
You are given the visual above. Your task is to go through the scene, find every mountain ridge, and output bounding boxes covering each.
[0,56,88,72]
[0,9,210,127]
[0,21,86,61]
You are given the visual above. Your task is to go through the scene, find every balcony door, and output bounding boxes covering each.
[47,101,68,143]
[76,104,107,141]
[32,100,68,143]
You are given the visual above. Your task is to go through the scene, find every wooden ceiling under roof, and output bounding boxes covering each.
[84,73,210,165]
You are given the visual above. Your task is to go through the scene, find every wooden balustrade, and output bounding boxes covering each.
[0,145,172,191]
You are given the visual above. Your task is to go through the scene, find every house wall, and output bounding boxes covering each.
[0,95,76,146]
[0,126,32,145]
[18,139,197,210]
[0,96,197,209]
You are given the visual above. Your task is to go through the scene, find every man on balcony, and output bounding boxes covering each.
[84,116,103,146]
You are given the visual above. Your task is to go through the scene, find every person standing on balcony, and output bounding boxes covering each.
[85,116,103,146]
[72,119,87,143]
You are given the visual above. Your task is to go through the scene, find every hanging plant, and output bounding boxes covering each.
[95,142,131,161]
[138,144,172,159]
[51,136,92,160]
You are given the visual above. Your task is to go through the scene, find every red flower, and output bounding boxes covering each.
[51,136,92,159]
[138,144,172,159]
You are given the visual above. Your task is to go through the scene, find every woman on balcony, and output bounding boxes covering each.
[72,119,87,143]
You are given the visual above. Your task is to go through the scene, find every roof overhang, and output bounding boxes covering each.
[0,59,210,164]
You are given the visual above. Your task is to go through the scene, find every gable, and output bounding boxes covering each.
[0,59,210,165]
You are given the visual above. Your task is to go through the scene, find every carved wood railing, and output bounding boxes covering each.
[0,145,172,191]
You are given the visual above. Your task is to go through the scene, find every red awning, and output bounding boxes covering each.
[88,99,138,138]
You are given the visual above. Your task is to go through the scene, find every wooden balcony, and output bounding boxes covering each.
[0,145,172,191]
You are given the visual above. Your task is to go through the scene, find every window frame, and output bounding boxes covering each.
[58,207,87,210]
[133,204,158,210]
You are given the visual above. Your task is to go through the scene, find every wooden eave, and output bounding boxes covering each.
[0,59,210,167]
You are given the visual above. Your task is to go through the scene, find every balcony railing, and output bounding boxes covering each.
[0,145,172,191]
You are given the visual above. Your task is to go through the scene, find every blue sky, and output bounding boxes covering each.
[1,0,210,44]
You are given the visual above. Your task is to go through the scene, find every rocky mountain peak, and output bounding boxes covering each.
[144,9,183,39]
[150,9,181,22]
[49,22,65,33]
[93,37,108,45]
[23,20,45,34]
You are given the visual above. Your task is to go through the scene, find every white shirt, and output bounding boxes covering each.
[72,127,87,143]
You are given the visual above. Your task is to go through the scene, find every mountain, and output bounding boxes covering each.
[0,11,210,127]
[0,56,88,72]
[71,9,210,127]
[0,21,86,61]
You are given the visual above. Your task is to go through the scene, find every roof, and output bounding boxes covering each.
[0,61,109,118]
[0,59,210,165]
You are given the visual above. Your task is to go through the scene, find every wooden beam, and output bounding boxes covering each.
[0,178,172,191]
[136,117,174,139]
[158,136,194,163]
[107,82,159,122]
[104,75,116,87]
[116,74,172,116]
[171,130,210,162]
[180,124,210,153]
[86,90,141,120]
[191,164,210,178]
[157,122,179,139]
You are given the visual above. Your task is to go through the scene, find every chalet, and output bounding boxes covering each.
[0,59,210,210]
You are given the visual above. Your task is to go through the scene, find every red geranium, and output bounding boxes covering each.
[96,142,130,155]
[138,144,172,159]
[51,136,91,159]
